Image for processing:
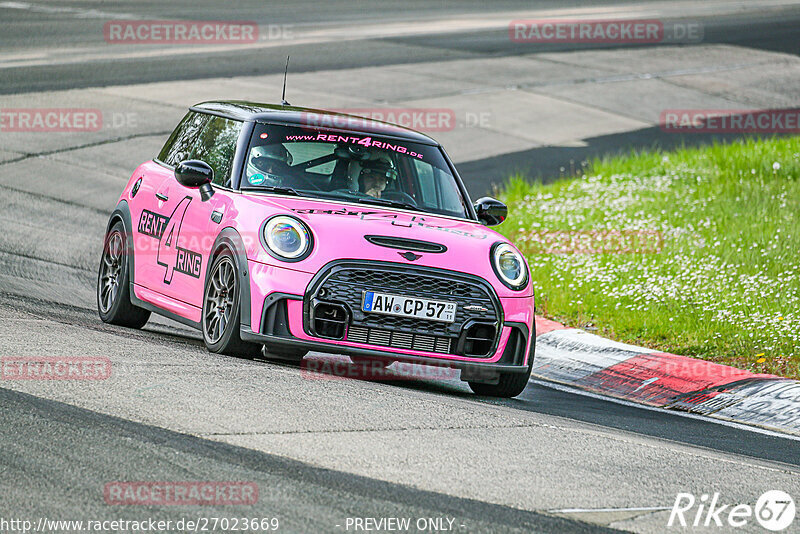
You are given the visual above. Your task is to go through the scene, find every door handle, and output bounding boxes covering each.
[155,192,169,201]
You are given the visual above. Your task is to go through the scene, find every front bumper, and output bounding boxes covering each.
[244,260,535,374]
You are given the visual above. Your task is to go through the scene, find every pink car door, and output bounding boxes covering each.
[153,115,244,310]
[150,185,212,309]
[130,161,180,293]
[131,112,210,297]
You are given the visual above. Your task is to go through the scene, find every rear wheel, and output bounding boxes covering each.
[202,250,262,357]
[97,221,150,328]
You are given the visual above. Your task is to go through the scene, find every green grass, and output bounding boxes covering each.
[498,136,800,378]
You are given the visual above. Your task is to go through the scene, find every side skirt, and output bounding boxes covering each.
[130,284,202,330]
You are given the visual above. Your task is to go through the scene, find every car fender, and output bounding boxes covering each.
[107,200,136,291]
[205,227,252,331]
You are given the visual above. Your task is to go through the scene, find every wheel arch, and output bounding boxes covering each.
[205,227,253,332]
[107,200,136,291]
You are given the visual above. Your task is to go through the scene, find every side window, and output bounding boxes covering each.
[189,116,243,187]
[158,112,209,166]
[437,167,467,214]
[413,159,437,206]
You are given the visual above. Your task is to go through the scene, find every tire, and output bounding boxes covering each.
[263,347,308,362]
[468,360,533,398]
[97,221,150,328]
[202,250,262,357]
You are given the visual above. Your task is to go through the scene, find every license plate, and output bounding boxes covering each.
[362,291,457,323]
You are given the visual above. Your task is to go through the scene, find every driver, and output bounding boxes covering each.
[249,144,293,185]
[358,160,396,198]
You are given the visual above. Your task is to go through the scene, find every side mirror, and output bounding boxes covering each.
[175,160,215,201]
[474,197,507,226]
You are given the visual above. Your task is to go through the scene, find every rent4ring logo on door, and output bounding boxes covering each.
[137,197,202,282]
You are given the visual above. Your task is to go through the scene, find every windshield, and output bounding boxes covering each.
[241,123,470,218]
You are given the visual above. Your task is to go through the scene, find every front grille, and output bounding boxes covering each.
[306,261,502,357]
[347,326,453,354]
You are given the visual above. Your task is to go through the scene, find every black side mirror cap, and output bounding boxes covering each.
[175,159,214,201]
[474,197,507,226]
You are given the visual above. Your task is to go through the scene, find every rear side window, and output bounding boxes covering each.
[157,112,210,166]
[190,116,243,187]
[284,142,337,176]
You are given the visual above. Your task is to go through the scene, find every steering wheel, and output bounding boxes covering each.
[381,191,417,206]
[249,157,322,191]
[330,188,363,197]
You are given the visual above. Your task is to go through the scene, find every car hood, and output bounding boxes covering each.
[237,194,530,297]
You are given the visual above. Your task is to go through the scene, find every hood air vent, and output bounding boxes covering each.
[365,235,447,254]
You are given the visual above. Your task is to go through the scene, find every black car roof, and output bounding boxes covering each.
[191,101,439,145]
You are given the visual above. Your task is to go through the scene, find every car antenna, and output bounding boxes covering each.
[280,55,291,106]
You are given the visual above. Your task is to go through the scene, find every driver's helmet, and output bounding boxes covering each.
[358,159,397,191]
[250,144,293,183]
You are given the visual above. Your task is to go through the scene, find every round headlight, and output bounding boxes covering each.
[262,216,312,261]
[491,242,528,290]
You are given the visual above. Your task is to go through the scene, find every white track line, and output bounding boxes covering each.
[0,1,137,19]
[530,378,800,442]
[548,506,671,513]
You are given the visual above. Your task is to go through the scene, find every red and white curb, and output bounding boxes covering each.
[532,317,800,436]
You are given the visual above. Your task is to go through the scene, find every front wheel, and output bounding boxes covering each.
[97,221,150,328]
[263,347,308,362]
[202,250,262,357]
[468,365,532,398]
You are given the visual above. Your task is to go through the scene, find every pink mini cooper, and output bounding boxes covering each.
[97,101,535,397]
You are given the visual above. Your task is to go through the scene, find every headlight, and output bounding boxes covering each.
[491,242,528,290]
[261,216,312,261]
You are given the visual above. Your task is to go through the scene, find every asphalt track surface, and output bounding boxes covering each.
[0,387,609,534]
[1,1,799,94]
[1,1,800,533]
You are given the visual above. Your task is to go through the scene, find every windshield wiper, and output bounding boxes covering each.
[355,197,429,213]
[257,185,303,196]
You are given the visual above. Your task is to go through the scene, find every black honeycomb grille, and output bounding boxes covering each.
[308,262,501,343]
[343,269,481,298]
